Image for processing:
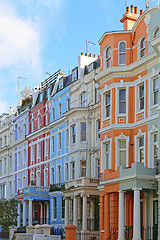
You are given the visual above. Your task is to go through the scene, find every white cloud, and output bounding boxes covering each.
[0,1,41,69]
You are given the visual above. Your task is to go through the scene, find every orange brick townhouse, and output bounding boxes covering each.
[96,5,160,240]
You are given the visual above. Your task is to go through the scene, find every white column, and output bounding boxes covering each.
[73,196,78,226]
[118,191,125,240]
[82,195,87,232]
[23,201,26,226]
[17,202,21,227]
[29,199,33,226]
[65,198,69,226]
[40,203,43,225]
[133,188,142,240]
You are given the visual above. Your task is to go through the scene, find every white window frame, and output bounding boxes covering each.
[70,161,75,180]
[66,129,69,148]
[105,91,111,118]
[118,41,126,65]
[65,162,69,181]
[101,135,112,173]
[37,142,41,159]
[58,133,62,151]
[71,125,76,144]
[148,125,158,168]
[81,92,87,107]
[115,133,129,170]
[51,136,55,154]
[152,76,159,106]
[45,139,49,156]
[118,88,126,114]
[80,122,86,142]
[31,145,35,162]
[134,129,146,166]
[58,103,62,118]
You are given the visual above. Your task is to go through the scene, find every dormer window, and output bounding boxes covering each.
[88,63,94,72]
[59,79,63,90]
[40,93,43,102]
[47,87,50,98]
[72,69,77,81]
[140,38,145,58]
[119,42,126,65]
[106,46,111,68]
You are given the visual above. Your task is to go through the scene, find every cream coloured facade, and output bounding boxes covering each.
[63,53,100,239]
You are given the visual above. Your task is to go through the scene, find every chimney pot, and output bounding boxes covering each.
[131,5,134,13]
[140,9,143,15]
[126,6,130,13]
[81,52,84,56]
[85,53,88,56]
[134,6,138,14]
[94,54,96,58]
[98,55,100,59]
[89,53,92,57]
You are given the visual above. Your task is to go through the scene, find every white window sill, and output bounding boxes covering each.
[136,109,144,115]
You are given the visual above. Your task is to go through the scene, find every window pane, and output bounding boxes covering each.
[119,54,126,65]
[140,98,144,110]
[139,137,144,147]
[119,42,126,53]
[106,46,111,58]
[154,92,159,105]
[119,150,126,166]
[140,85,144,97]
[154,78,159,91]
[106,93,110,105]
[119,102,126,113]
[140,149,144,163]
[119,141,126,149]
[119,89,126,101]
[106,106,110,117]
[154,134,158,143]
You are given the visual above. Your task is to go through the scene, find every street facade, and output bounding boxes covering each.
[0,4,160,240]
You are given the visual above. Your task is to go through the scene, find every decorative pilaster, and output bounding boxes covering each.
[118,190,125,240]
[133,188,142,240]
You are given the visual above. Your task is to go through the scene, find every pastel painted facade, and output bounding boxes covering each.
[49,71,72,229]
[64,53,100,239]
[97,5,160,240]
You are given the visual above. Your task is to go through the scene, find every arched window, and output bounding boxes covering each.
[119,42,126,65]
[140,38,145,58]
[106,46,111,68]
[154,28,159,38]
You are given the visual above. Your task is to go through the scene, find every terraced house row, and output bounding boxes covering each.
[1,4,160,240]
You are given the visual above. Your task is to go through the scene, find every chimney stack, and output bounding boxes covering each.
[120,5,140,30]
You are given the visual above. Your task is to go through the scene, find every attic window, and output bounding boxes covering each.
[47,87,50,97]
[72,70,77,81]
[88,63,94,72]
[59,79,63,90]
[154,28,159,38]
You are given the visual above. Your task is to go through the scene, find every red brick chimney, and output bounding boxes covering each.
[120,5,140,30]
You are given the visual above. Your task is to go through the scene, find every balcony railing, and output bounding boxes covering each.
[49,183,65,192]
[65,177,99,189]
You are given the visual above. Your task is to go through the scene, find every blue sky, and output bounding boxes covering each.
[0,0,158,115]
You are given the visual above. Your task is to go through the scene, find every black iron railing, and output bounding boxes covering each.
[50,225,65,239]
[41,69,61,90]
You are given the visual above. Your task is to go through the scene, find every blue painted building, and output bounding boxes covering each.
[49,70,76,228]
